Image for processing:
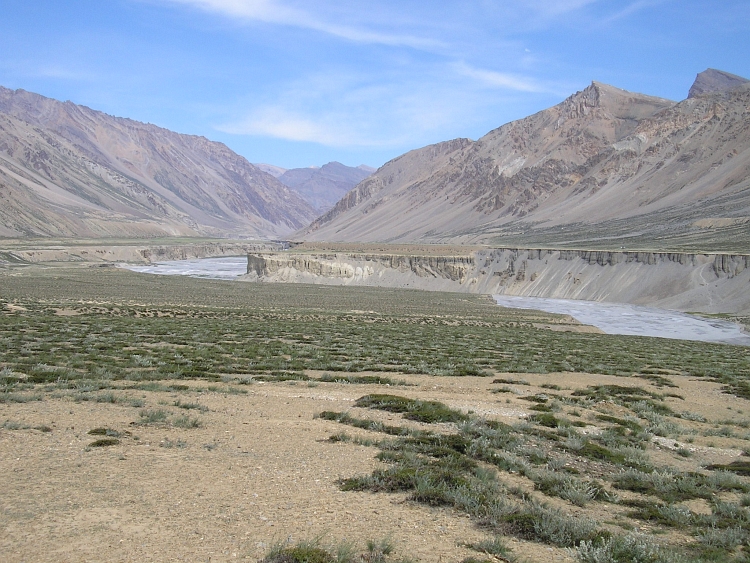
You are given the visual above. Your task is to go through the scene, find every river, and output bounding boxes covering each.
[493,295,750,346]
[121,256,248,280]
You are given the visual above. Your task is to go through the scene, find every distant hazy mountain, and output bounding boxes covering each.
[257,162,374,213]
[0,87,317,239]
[254,163,287,178]
[299,70,750,251]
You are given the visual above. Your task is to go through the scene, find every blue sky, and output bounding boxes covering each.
[1,1,748,169]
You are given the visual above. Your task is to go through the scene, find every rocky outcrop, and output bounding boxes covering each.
[244,248,750,314]
[247,253,474,284]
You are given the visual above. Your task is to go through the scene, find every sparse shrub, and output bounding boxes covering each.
[88,427,121,437]
[531,412,559,428]
[172,415,201,428]
[160,438,187,448]
[697,525,747,550]
[679,411,706,422]
[262,544,333,563]
[503,502,602,547]
[573,533,674,563]
[2,420,29,430]
[465,536,515,561]
[365,537,394,563]
[533,470,603,507]
[354,394,467,424]
[173,399,208,412]
[706,461,750,477]
[139,409,169,424]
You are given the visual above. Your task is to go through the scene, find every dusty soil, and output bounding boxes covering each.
[3,370,749,563]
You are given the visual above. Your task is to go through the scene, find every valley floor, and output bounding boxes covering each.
[2,265,750,562]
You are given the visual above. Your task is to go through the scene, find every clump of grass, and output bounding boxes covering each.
[88,438,120,447]
[318,374,404,385]
[533,471,605,507]
[160,438,187,448]
[262,544,333,563]
[317,411,415,437]
[500,502,604,547]
[138,409,169,424]
[88,427,121,437]
[252,372,309,382]
[464,536,515,561]
[2,419,30,430]
[706,460,750,476]
[613,468,748,502]
[0,393,43,404]
[696,525,747,551]
[530,412,560,428]
[260,537,405,563]
[172,415,202,428]
[493,377,529,385]
[573,533,675,563]
[173,399,208,412]
[623,499,694,528]
[354,394,468,424]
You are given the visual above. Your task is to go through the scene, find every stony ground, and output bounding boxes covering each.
[3,369,750,563]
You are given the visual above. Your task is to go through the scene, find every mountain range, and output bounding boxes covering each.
[255,162,374,213]
[0,87,317,239]
[1,69,748,252]
[299,69,750,251]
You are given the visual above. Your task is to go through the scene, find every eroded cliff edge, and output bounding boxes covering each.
[244,248,750,314]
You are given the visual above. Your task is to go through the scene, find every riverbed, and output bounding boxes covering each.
[120,257,748,345]
[121,256,248,280]
[493,295,750,346]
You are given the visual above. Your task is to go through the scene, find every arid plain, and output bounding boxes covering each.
[3,263,750,563]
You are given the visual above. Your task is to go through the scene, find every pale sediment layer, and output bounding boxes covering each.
[1,241,282,265]
[243,248,750,314]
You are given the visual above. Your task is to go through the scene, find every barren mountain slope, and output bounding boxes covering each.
[277,161,373,213]
[0,87,317,239]
[300,76,750,251]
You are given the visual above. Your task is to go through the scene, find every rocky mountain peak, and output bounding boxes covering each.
[558,81,672,123]
[688,68,749,98]
[561,82,602,119]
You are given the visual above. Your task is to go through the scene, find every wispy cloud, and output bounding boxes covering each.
[453,62,547,93]
[156,0,442,48]
[214,61,553,150]
[219,107,366,146]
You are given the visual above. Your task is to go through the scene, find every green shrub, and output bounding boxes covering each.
[88,438,120,447]
[354,394,468,424]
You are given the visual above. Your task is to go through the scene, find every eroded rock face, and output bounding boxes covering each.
[245,249,750,314]
[247,253,474,283]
